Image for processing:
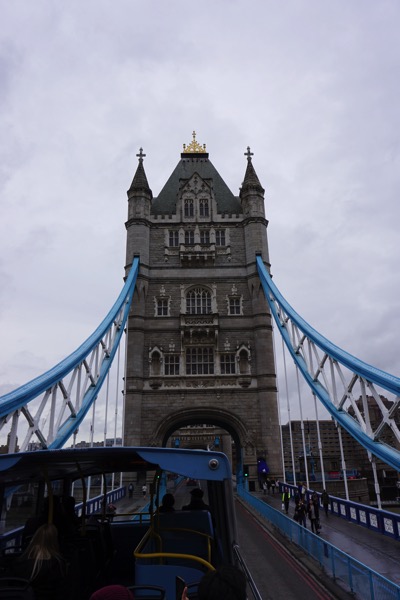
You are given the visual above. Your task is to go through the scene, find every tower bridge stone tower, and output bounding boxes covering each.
[124,133,282,479]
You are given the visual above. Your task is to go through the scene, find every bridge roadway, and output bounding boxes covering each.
[243,488,400,594]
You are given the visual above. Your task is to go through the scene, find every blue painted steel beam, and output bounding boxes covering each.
[0,257,139,424]
[256,255,400,472]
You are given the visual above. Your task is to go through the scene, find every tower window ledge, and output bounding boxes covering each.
[238,377,252,388]
[149,379,162,389]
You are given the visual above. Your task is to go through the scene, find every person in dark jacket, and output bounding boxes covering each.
[182,488,210,510]
[321,489,330,516]
[159,493,175,512]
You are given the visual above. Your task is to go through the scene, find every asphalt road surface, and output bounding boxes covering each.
[235,500,347,600]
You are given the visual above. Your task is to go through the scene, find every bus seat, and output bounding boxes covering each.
[0,577,35,599]
[156,511,213,538]
[135,565,203,600]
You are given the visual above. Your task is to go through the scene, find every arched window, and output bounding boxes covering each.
[149,350,162,377]
[199,198,209,217]
[184,198,194,217]
[186,288,212,315]
[239,349,250,375]
[185,230,194,245]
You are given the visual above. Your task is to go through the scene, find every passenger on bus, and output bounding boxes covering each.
[192,565,247,600]
[158,492,175,512]
[89,584,134,599]
[182,488,209,511]
[12,523,68,600]
[59,495,80,535]
[22,495,63,548]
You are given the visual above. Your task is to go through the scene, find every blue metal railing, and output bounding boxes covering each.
[280,483,400,541]
[237,486,400,600]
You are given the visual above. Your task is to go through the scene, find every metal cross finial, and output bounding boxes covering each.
[245,146,254,161]
[136,147,146,162]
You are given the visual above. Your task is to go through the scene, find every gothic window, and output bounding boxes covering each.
[186,347,214,375]
[200,230,210,245]
[186,288,212,315]
[169,231,179,247]
[184,198,194,217]
[164,354,180,375]
[220,353,236,374]
[229,298,241,315]
[199,198,209,217]
[149,349,162,377]
[238,348,250,374]
[157,299,169,316]
[216,230,226,246]
[185,230,195,245]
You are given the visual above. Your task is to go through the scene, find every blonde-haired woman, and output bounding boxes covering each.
[14,523,68,599]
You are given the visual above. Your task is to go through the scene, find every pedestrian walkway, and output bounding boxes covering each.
[254,488,400,586]
[112,489,149,519]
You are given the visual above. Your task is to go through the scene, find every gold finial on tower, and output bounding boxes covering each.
[182,131,207,153]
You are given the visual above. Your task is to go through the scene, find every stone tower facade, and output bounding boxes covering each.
[123,134,282,479]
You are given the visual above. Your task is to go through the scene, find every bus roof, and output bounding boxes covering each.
[0,446,232,486]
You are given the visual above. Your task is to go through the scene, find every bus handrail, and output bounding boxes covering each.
[133,550,215,572]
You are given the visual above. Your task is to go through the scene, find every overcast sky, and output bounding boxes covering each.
[1,1,399,438]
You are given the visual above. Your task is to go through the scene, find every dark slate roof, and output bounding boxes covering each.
[151,156,242,215]
[128,159,152,197]
[241,158,265,195]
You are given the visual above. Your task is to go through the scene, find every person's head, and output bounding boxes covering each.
[190,488,204,499]
[198,566,247,600]
[61,495,76,516]
[161,493,175,509]
[28,523,60,556]
[24,523,61,578]
[89,585,134,600]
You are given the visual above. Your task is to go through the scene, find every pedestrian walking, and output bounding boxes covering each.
[128,483,134,498]
[282,487,290,514]
[307,500,320,534]
[311,490,320,519]
[294,499,307,527]
[142,484,147,498]
[321,489,330,516]
[262,481,267,495]
[271,478,276,494]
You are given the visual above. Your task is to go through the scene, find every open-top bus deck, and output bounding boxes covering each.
[0,446,260,600]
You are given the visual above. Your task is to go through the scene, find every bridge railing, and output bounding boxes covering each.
[237,486,400,600]
[279,483,400,541]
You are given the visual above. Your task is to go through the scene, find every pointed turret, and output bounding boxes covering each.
[241,148,265,196]
[127,148,152,222]
[239,147,269,265]
[240,147,265,218]
[127,148,152,199]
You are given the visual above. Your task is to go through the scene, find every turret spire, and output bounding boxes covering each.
[127,147,152,198]
[241,146,264,194]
